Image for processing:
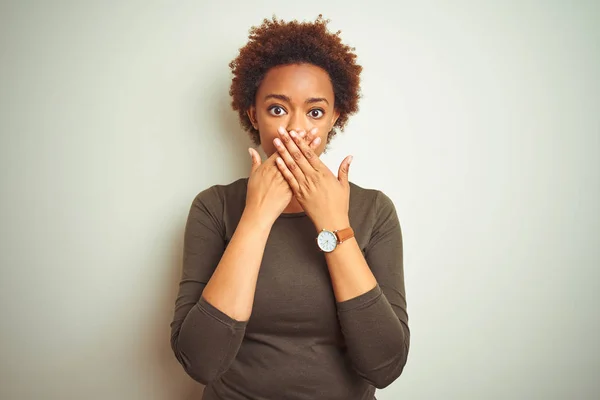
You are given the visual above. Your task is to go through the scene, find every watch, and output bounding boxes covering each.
[316,227,354,253]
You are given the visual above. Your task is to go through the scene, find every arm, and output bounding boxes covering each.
[170,188,272,385]
[333,191,409,388]
[321,225,377,303]
[171,149,299,385]
[271,128,409,387]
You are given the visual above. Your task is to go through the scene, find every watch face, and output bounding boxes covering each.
[317,230,338,252]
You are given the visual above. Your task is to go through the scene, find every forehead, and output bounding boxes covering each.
[257,63,334,100]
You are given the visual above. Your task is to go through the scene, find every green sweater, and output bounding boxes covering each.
[170,178,409,399]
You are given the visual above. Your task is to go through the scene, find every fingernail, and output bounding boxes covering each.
[274,138,282,146]
[278,126,286,135]
[314,137,321,146]
[348,155,354,165]
[299,130,306,138]
[311,127,318,135]
[248,148,252,157]
[289,130,297,138]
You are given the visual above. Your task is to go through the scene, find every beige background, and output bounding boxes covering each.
[1,1,598,399]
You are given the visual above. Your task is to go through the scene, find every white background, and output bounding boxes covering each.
[1,1,598,399]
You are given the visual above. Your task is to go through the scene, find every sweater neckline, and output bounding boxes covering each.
[278,211,307,218]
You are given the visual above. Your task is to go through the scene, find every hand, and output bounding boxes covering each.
[245,132,321,226]
[273,126,353,231]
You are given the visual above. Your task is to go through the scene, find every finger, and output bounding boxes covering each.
[248,148,262,172]
[273,136,305,181]
[275,156,300,194]
[275,127,312,177]
[300,127,313,142]
[265,151,280,165]
[306,128,321,150]
[309,136,321,151]
[286,127,322,169]
[278,127,315,173]
[337,155,353,185]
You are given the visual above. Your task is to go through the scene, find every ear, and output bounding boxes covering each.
[331,109,341,130]
[246,107,258,130]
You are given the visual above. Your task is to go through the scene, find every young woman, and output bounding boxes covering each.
[170,16,410,400]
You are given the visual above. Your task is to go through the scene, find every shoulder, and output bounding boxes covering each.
[192,178,248,208]
[349,181,397,217]
[189,178,248,234]
[348,182,401,250]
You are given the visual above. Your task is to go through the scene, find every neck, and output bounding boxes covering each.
[283,196,304,214]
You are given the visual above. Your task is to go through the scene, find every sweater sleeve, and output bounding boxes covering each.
[170,187,247,385]
[336,191,410,389]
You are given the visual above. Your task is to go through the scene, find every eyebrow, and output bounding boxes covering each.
[264,94,329,105]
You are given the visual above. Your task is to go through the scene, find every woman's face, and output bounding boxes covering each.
[247,63,340,157]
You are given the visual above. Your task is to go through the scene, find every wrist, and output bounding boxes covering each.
[313,215,350,233]
[241,207,274,232]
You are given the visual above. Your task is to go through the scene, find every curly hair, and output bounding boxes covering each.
[229,15,362,145]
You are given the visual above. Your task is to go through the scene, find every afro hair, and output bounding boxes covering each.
[229,15,362,145]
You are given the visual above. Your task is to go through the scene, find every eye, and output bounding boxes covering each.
[268,105,287,116]
[308,109,324,119]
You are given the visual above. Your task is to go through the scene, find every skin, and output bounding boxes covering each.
[247,63,338,157]
[202,63,377,321]
[247,63,341,214]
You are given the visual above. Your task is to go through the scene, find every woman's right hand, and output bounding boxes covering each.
[245,130,320,225]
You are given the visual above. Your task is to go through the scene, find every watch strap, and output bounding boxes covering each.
[335,227,354,244]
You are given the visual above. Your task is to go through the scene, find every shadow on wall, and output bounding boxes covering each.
[149,69,252,400]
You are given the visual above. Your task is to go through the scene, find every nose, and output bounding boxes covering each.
[285,111,310,134]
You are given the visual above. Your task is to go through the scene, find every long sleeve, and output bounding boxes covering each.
[336,190,410,389]
[170,187,247,385]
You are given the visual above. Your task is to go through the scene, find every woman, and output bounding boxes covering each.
[170,16,409,400]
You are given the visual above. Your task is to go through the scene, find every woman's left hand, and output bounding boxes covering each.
[273,126,353,232]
